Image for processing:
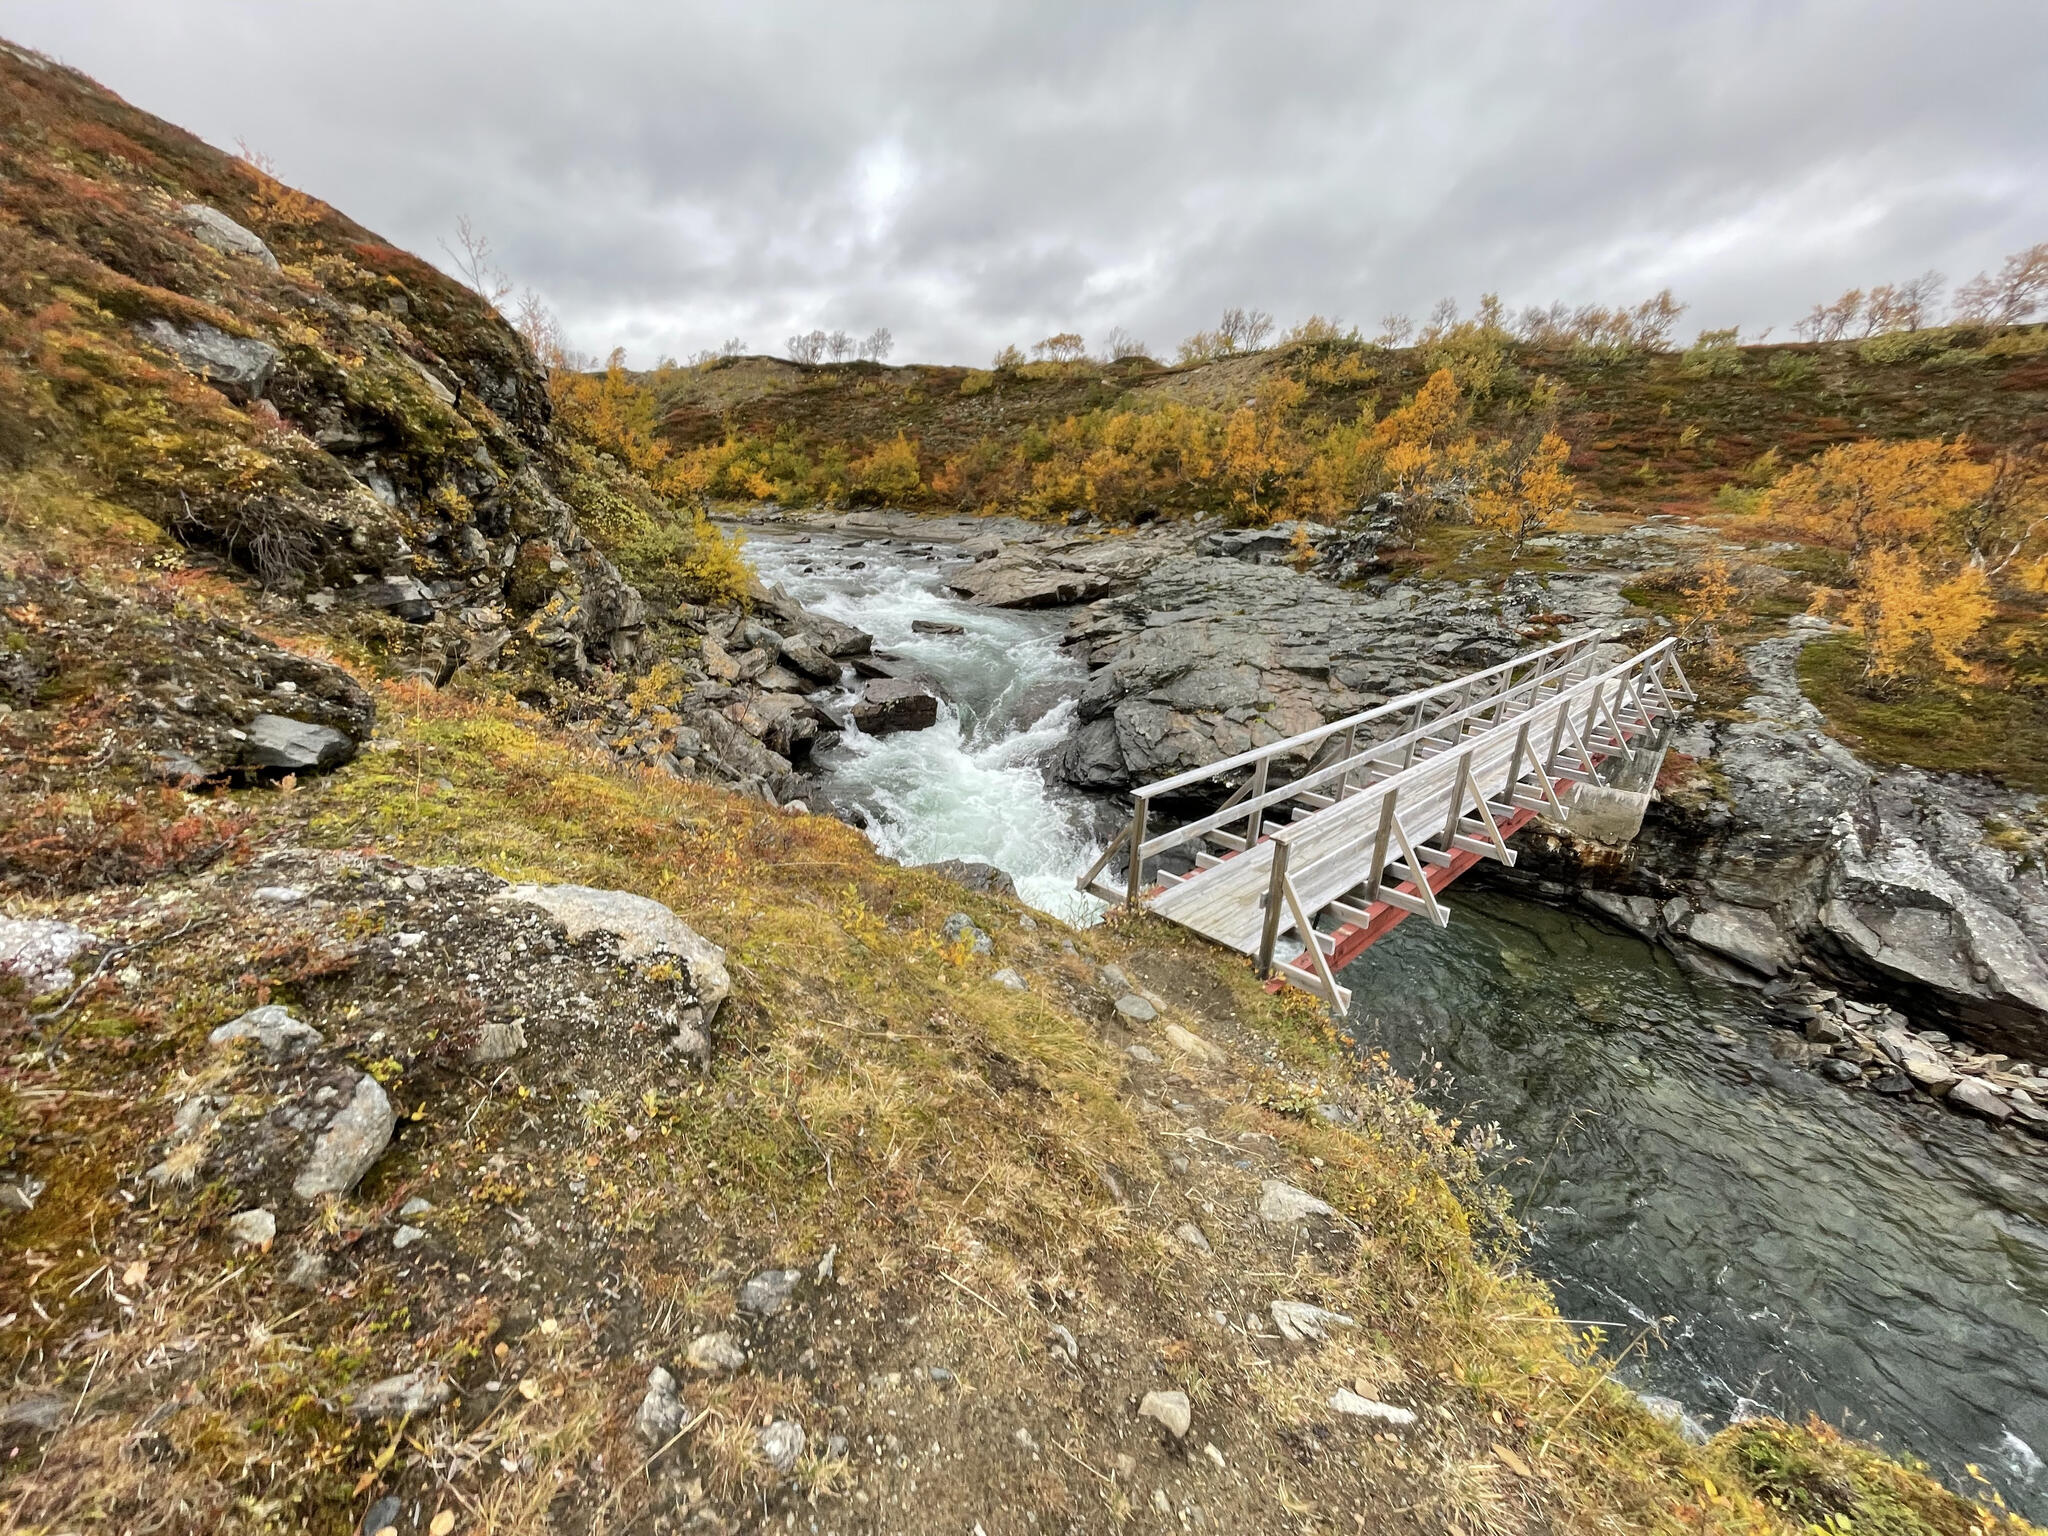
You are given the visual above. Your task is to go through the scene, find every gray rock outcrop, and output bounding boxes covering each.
[1050,549,1634,790]
[916,859,1018,898]
[495,883,729,1021]
[292,1074,395,1200]
[209,1005,324,1062]
[135,318,279,402]
[0,916,95,997]
[243,714,357,774]
[1532,630,2048,1052]
[178,203,281,270]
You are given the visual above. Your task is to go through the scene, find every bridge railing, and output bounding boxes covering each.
[1075,632,1609,908]
[1254,638,1693,1008]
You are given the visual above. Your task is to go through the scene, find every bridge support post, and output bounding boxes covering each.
[1255,838,1291,979]
[1125,796,1150,909]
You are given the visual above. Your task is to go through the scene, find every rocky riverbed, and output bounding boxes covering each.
[730,504,2048,1100]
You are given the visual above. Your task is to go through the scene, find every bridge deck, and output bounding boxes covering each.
[1079,633,1693,1010]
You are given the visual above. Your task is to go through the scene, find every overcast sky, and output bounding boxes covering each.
[8,1,2045,366]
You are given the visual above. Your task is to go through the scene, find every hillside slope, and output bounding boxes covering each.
[647,330,2047,520]
[0,37,2035,1536]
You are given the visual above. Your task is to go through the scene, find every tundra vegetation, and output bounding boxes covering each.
[0,34,2041,1535]
[624,252,2048,784]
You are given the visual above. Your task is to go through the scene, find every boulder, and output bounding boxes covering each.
[752,579,871,657]
[941,913,993,956]
[917,859,1018,899]
[0,916,95,997]
[292,1074,395,1200]
[135,318,279,402]
[1137,1389,1191,1438]
[346,1368,452,1420]
[686,1331,748,1374]
[946,559,1113,609]
[1270,1300,1355,1342]
[1948,1078,2012,1123]
[226,1208,276,1247]
[777,632,842,682]
[209,1004,324,1062]
[911,618,965,636]
[1329,1390,1416,1426]
[737,1267,802,1316]
[357,576,436,623]
[1878,1026,1957,1093]
[1258,1179,1335,1223]
[851,677,940,734]
[635,1366,686,1445]
[1198,522,1332,563]
[177,203,280,270]
[243,715,356,774]
[757,1419,806,1472]
[495,883,729,1021]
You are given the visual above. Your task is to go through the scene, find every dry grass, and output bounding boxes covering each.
[1,670,2033,1532]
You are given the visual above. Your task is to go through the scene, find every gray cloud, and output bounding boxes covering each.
[9,0,2044,364]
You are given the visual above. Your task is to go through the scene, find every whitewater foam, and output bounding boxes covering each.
[744,530,1106,925]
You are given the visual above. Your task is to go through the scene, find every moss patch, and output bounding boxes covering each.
[1799,633,2048,789]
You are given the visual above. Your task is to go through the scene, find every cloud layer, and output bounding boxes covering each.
[11,0,2045,365]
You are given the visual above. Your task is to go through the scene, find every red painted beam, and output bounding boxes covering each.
[1302,806,1539,981]
[1177,726,1652,998]
[1260,743,1640,994]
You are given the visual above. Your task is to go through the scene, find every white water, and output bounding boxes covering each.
[743,530,1107,925]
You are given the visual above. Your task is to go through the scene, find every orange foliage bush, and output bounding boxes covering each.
[0,788,251,895]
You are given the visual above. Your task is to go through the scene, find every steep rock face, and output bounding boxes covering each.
[0,44,873,806]
[0,46,663,696]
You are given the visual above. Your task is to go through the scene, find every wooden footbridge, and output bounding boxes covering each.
[1076,634,1694,1011]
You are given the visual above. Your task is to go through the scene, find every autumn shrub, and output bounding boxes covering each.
[1473,430,1574,555]
[1765,436,2046,688]
[1834,548,1993,681]
[553,436,749,606]
[0,788,251,895]
[1681,328,1746,377]
[1766,352,1817,388]
[1981,327,2048,359]
[1761,438,1992,556]
[1858,327,1962,366]
[1677,557,1742,675]
[849,433,922,502]
[1419,318,1515,398]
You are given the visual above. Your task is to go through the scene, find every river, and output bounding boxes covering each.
[745,529,1107,925]
[743,527,2048,1518]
